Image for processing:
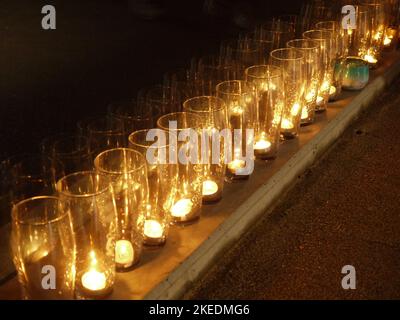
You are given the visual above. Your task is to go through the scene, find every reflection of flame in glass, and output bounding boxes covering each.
[305,90,316,102]
[231,105,243,115]
[373,31,382,41]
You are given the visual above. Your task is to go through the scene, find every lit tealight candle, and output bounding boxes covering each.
[301,107,309,120]
[305,90,315,103]
[364,54,377,64]
[281,118,294,130]
[171,198,193,218]
[254,139,271,152]
[253,138,272,159]
[202,180,218,196]
[384,36,392,46]
[316,96,324,106]
[320,80,330,92]
[81,269,106,292]
[81,250,107,293]
[329,85,336,96]
[228,159,245,171]
[144,220,163,239]
[115,240,134,267]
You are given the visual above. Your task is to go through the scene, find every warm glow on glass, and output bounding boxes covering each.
[231,105,243,115]
[373,31,383,41]
[144,220,164,239]
[305,90,316,103]
[316,96,324,106]
[290,103,301,117]
[171,198,193,217]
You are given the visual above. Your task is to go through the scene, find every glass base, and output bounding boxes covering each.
[225,173,250,182]
[280,131,297,140]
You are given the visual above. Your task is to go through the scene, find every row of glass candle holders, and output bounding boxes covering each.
[8,4,400,299]
[8,67,362,300]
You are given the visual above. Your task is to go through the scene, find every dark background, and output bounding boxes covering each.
[0,0,303,159]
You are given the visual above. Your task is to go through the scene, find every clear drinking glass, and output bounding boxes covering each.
[10,196,76,300]
[315,20,345,100]
[270,48,305,139]
[344,5,372,61]
[192,55,233,97]
[1,154,62,226]
[245,65,284,159]
[129,129,178,246]
[87,117,126,156]
[287,39,322,125]
[157,112,203,224]
[8,154,64,204]
[94,148,147,268]
[303,29,334,111]
[183,96,228,203]
[363,0,388,64]
[56,171,117,299]
[216,80,254,179]
[51,135,92,174]
[255,21,296,49]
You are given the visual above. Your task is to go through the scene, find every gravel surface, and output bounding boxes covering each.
[185,76,400,300]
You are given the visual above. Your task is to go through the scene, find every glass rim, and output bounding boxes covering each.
[286,39,320,50]
[270,48,305,61]
[87,118,124,134]
[56,170,111,198]
[216,80,249,96]
[53,135,89,156]
[94,148,146,175]
[157,111,203,132]
[128,129,175,149]
[315,21,337,30]
[245,64,281,79]
[260,20,294,32]
[303,29,333,40]
[183,96,226,113]
[11,196,69,226]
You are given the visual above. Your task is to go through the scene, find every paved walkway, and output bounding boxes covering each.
[185,77,400,300]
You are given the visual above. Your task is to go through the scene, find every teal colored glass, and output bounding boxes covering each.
[342,57,370,90]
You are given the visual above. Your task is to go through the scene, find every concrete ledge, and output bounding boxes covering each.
[1,52,400,300]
